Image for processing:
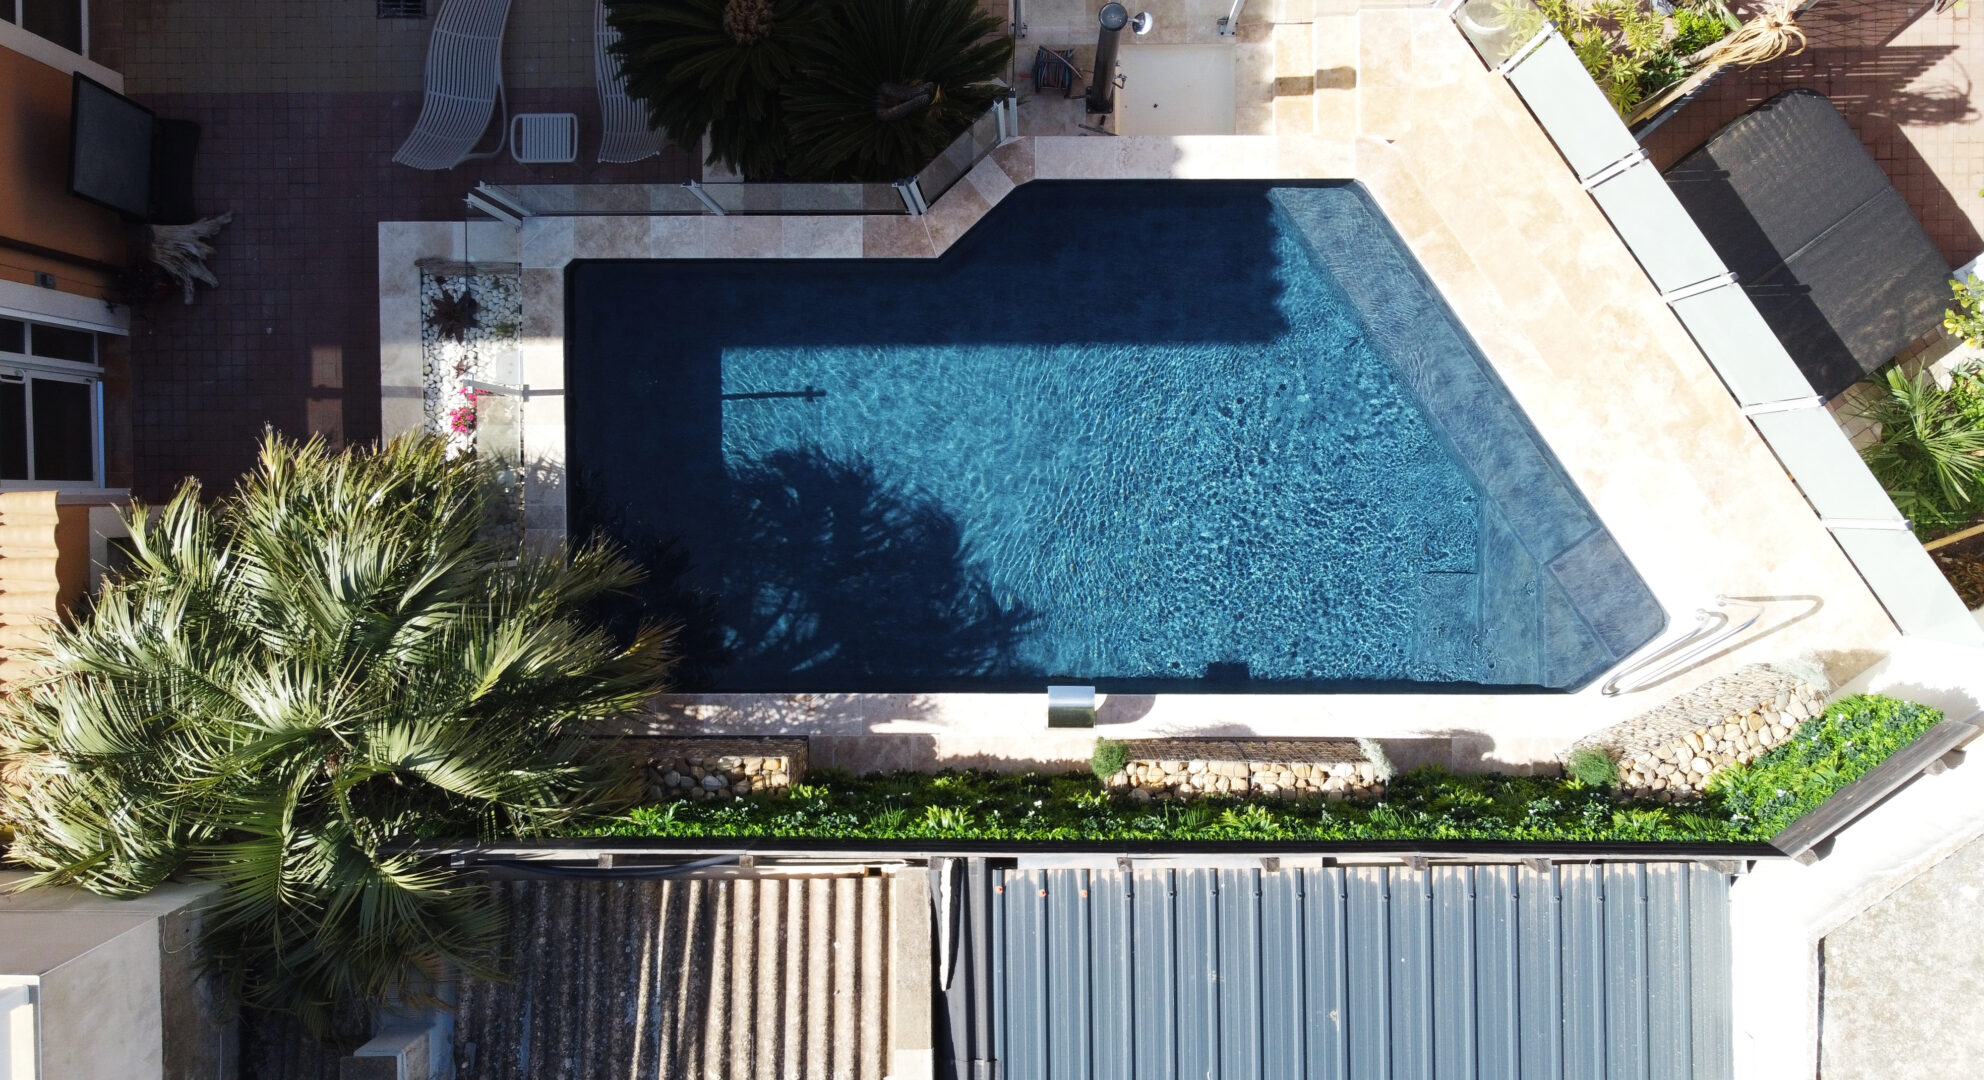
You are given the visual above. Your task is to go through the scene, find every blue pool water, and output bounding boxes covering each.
[568,182,1664,692]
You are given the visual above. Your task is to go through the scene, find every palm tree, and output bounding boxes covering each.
[1857,367,1984,535]
[0,434,673,1033]
[781,0,1011,182]
[606,0,821,178]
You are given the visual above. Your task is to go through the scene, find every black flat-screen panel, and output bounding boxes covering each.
[68,74,154,219]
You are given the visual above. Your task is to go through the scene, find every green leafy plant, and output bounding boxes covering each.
[1090,738,1129,781]
[1565,746,1620,788]
[781,0,1012,181]
[1711,695,1944,836]
[577,696,1938,845]
[1856,367,1984,535]
[0,433,675,1033]
[1670,6,1731,56]
[605,0,823,178]
[608,0,1007,181]
[1946,273,1984,348]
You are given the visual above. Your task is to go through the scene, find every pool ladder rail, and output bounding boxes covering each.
[1600,596,1765,697]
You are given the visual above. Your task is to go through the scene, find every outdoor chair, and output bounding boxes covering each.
[392,0,513,170]
[595,0,667,163]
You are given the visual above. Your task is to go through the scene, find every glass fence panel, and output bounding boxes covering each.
[1503,36,1642,180]
[1453,0,1544,67]
[1748,408,1900,521]
[916,108,1005,206]
[482,184,712,215]
[471,320,525,542]
[1831,529,1984,643]
[1586,164,1728,293]
[1667,287,1816,406]
[701,182,906,215]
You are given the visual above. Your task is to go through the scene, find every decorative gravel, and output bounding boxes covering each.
[421,267,522,457]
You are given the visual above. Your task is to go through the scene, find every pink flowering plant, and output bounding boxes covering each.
[447,388,486,435]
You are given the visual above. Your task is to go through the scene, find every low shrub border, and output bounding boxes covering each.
[571,695,1946,846]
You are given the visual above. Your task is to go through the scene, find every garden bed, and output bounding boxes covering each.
[574,695,1945,847]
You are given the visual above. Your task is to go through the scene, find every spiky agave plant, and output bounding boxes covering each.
[0,433,673,1034]
[1857,367,1984,535]
[781,0,1012,182]
[605,0,821,178]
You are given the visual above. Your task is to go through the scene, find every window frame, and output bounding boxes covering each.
[0,317,105,490]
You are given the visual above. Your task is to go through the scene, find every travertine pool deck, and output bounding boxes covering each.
[381,8,1906,769]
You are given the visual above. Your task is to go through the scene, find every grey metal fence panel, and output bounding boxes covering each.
[1218,869,1264,1080]
[1516,867,1564,1080]
[1473,866,1522,1080]
[1390,869,1435,1080]
[1130,870,1177,1080]
[1346,869,1392,1079]
[1687,866,1735,1080]
[1667,286,1818,406]
[1045,869,1091,1079]
[1832,528,1984,643]
[1644,863,1695,1080]
[1429,867,1477,1080]
[1304,868,1351,1080]
[985,864,1734,1080]
[1176,868,1221,1080]
[1559,865,1608,1080]
[1260,870,1307,1079]
[1586,163,1729,293]
[1503,35,1642,180]
[1091,870,1134,1080]
[1746,408,1900,519]
[1602,864,1652,1080]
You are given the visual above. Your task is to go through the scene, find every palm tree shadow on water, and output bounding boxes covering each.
[590,448,1036,691]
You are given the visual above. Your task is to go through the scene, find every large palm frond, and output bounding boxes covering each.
[1857,367,1984,534]
[781,0,1011,181]
[0,433,674,1032]
[605,0,821,178]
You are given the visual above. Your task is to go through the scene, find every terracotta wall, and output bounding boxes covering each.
[0,44,127,302]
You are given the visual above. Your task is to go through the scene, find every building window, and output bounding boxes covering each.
[0,316,102,486]
[2,0,86,56]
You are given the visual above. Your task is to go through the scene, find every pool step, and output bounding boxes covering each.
[1476,503,1543,686]
[1410,570,1482,682]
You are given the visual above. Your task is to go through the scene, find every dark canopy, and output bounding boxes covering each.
[1665,89,1951,400]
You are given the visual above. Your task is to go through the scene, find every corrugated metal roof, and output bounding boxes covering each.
[976,862,1730,1080]
[455,874,895,1080]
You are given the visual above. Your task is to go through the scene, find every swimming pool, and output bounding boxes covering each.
[567,182,1663,692]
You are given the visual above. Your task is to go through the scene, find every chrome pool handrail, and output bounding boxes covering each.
[1599,595,1765,697]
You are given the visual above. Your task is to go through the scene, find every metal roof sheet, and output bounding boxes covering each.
[968,862,1731,1080]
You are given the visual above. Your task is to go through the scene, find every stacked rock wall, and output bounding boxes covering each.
[1101,738,1387,802]
[1566,662,1831,801]
[639,737,808,801]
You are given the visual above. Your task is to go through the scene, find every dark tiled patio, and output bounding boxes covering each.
[92,5,697,499]
[1642,0,1984,268]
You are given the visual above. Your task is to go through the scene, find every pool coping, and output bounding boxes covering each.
[378,7,1904,771]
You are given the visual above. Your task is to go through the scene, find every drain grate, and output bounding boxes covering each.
[378,0,425,17]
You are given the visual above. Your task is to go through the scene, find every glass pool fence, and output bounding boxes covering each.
[468,100,1014,221]
[1451,0,1984,647]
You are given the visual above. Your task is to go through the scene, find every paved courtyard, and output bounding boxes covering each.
[88,0,698,501]
[1643,0,1984,268]
[1819,828,1984,1078]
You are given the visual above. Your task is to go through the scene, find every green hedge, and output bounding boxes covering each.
[1710,694,1945,836]
[575,694,1942,846]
